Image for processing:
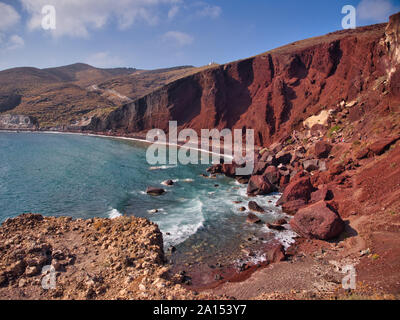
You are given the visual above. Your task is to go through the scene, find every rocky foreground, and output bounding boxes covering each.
[0,214,218,300]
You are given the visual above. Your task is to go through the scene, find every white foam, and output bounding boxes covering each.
[149,165,177,170]
[108,208,123,219]
[147,208,166,215]
[265,226,298,250]
[161,198,205,247]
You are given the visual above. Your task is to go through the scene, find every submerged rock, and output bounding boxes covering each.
[146,187,166,196]
[162,180,174,186]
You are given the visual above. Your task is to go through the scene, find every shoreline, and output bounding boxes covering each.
[0,128,235,160]
[0,128,285,292]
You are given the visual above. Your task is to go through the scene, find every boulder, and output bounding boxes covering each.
[314,141,332,158]
[275,151,292,165]
[266,243,286,263]
[247,175,275,196]
[267,219,287,231]
[310,185,333,203]
[264,166,280,185]
[207,164,222,174]
[248,201,265,213]
[368,136,400,155]
[318,160,327,172]
[146,187,166,196]
[221,163,237,177]
[246,213,261,224]
[235,176,250,184]
[277,176,315,205]
[252,161,268,175]
[270,142,283,153]
[356,147,370,160]
[279,175,290,190]
[329,163,344,176]
[162,180,174,186]
[303,159,320,172]
[290,201,344,240]
[281,199,307,215]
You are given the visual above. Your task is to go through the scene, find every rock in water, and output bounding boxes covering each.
[146,187,166,196]
[162,180,174,186]
[246,213,261,224]
[267,219,287,231]
[248,201,265,213]
[290,201,345,240]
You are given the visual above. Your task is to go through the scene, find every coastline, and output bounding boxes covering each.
[2,127,400,300]
[0,128,288,293]
[0,128,235,160]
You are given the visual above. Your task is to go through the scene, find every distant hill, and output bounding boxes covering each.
[0,63,202,127]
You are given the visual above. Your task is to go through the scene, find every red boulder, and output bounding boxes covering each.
[247,175,276,196]
[368,136,400,156]
[276,176,315,205]
[290,201,344,240]
[264,166,280,185]
[314,141,332,159]
[281,199,307,215]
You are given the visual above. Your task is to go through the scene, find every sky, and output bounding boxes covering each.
[0,0,399,71]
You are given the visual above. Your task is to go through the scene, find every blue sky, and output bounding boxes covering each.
[0,0,399,71]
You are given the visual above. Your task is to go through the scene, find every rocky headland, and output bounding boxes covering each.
[0,213,219,300]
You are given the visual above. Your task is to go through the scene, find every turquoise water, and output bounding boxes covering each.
[0,132,293,258]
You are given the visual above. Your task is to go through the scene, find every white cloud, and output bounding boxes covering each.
[19,0,181,38]
[0,34,25,51]
[162,31,194,47]
[6,35,25,50]
[0,2,21,31]
[195,3,221,19]
[168,5,180,19]
[85,51,123,68]
[357,0,400,23]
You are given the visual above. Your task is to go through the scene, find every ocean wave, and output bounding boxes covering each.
[161,198,205,247]
[108,208,123,219]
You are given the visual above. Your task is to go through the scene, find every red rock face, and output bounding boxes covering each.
[86,21,398,148]
[290,201,345,240]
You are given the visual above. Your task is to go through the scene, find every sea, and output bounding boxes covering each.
[0,131,296,267]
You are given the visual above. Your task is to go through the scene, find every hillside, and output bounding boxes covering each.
[0,63,204,128]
